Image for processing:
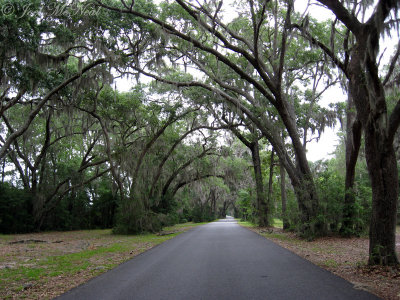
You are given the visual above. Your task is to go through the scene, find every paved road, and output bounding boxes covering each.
[57,218,379,300]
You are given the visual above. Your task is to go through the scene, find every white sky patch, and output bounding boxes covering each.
[306,125,340,161]
[115,75,137,92]
[306,84,346,162]
[294,0,336,21]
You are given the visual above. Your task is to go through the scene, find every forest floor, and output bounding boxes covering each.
[0,223,206,299]
[240,222,400,300]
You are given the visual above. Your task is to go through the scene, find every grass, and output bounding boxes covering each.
[238,218,297,243]
[272,218,283,229]
[0,222,206,299]
[237,218,283,228]
[321,258,339,268]
[237,220,257,227]
[262,232,293,242]
[163,222,209,230]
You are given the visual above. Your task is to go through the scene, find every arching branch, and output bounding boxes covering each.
[161,147,215,197]
[172,174,225,197]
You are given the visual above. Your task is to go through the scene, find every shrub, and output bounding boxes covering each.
[0,183,34,233]
[113,200,162,234]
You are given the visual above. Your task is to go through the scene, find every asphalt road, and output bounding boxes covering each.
[56,218,379,300]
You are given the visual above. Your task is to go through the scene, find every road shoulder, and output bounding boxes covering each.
[238,223,400,300]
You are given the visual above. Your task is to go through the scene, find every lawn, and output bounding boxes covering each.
[0,222,206,299]
[237,218,283,228]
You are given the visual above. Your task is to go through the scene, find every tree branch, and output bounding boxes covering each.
[290,24,348,77]
[316,0,362,36]
[0,58,107,159]
[383,41,400,86]
[388,99,400,144]
[172,174,225,197]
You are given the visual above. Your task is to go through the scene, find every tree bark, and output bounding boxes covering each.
[341,94,362,236]
[1,158,5,183]
[280,159,289,230]
[347,34,399,265]
[250,140,269,227]
[365,128,399,265]
[275,100,322,237]
[267,149,275,209]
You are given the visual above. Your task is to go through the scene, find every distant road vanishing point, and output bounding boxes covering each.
[56,217,379,300]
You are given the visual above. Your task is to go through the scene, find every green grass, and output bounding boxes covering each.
[272,218,283,229]
[237,220,257,227]
[237,218,283,228]
[237,219,298,243]
[262,232,292,241]
[163,222,209,230]
[321,259,339,268]
[0,222,206,297]
[0,234,15,241]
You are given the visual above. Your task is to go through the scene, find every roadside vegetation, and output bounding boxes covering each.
[0,223,205,299]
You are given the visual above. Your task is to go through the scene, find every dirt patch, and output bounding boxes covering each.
[0,224,200,299]
[245,227,400,300]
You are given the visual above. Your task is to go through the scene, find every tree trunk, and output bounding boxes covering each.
[365,128,399,265]
[341,94,362,236]
[277,100,322,237]
[267,150,275,208]
[211,188,216,217]
[32,192,47,230]
[250,141,269,227]
[31,172,45,230]
[1,158,5,183]
[294,177,323,238]
[313,0,400,266]
[348,39,399,265]
[280,160,289,230]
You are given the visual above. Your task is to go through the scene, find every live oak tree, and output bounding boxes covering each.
[300,0,400,265]
[1,96,111,229]
[169,72,272,226]
[1,0,157,230]
[96,0,343,237]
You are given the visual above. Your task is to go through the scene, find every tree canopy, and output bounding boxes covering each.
[1,0,399,266]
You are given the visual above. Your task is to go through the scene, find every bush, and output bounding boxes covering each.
[190,204,215,223]
[236,188,256,223]
[113,200,162,234]
[0,183,34,233]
